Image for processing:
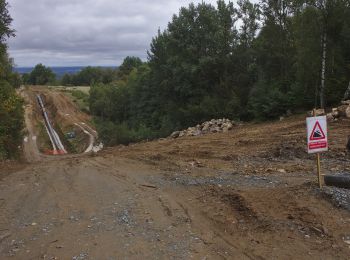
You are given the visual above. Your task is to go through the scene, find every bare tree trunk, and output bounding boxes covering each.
[343,80,350,101]
[320,31,327,109]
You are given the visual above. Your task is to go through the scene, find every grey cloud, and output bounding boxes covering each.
[7,0,223,66]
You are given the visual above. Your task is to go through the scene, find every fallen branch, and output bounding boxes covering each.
[140,184,157,189]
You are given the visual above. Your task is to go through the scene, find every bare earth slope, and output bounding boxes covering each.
[0,89,350,259]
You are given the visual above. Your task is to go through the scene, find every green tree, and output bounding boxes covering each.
[0,0,14,44]
[291,0,350,108]
[0,0,24,159]
[248,0,297,118]
[312,0,350,107]
[118,56,143,79]
[148,1,240,127]
[28,63,56,85]
[62,67,118,86]
[0,80,24,159]
[61,73,72,86]
[292,4,322,108]
[234,0,260,118]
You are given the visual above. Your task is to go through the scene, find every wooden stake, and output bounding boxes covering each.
[313,108,323,189]
[316,153,322,188]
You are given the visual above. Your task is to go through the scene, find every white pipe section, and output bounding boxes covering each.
[80,122,98,135]
[44,121,57,151]
[37,94,67,154]
[74,123,94,153]
[52,129,67,153]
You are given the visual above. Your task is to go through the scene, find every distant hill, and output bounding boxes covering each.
[14,66,117,78]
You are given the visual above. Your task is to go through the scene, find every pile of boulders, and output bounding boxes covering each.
[307,100,350,121]
[170,118,237,139]
[307,108,326,117]
[327,100,350,121]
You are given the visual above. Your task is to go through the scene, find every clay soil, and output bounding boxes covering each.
[1,88,350,259]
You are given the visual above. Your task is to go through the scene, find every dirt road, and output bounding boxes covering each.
[20,90,41,162]
[1,88,350,259]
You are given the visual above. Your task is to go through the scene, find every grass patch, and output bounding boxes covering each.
[49,86,90,94]
[47,86,90,113]
[64,89,90,113]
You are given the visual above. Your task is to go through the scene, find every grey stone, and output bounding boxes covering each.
[170,131,180,138]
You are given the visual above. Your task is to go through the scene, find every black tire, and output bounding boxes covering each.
[324,175,350,189]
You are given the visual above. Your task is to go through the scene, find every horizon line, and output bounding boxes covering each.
[14,65,119,68]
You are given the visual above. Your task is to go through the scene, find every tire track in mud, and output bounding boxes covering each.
[79,157,232,258]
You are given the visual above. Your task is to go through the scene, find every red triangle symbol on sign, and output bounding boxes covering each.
[310,121,326,140]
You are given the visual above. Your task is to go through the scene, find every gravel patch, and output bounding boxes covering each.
[322,186,350,211]
[148,171,285,189]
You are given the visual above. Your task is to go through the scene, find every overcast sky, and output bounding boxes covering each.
[7,0,229,67]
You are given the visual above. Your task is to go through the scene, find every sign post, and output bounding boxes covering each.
[306,111,328,188]
[316,153,321,188]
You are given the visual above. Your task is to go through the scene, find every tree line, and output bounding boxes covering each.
[89,0,350,145]
[0,0,24,159]
[21,64,119,86]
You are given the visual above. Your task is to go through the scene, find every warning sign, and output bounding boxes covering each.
[310,121,326,140]
[306,116,328,154]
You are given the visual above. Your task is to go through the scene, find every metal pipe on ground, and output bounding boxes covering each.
[324,174,350,189]
[36,94,67,154]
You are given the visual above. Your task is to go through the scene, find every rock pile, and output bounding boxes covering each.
[307,100,350,121]
[327,100,350,121]
[170,118,237,138]
[307,108,325,117]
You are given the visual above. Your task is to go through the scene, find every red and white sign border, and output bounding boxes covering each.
[306,116,328,154]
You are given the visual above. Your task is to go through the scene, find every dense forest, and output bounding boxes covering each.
[0,0,24,159]
[88,0,350,145]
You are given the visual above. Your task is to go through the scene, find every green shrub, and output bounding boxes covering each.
[248,81,289,120]
[96,120,159,146]
[0,80,24,159]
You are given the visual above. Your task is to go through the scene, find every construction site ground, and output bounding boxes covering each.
[1,87,350,259]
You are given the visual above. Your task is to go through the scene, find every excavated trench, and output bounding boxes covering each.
[28,87,97,155]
